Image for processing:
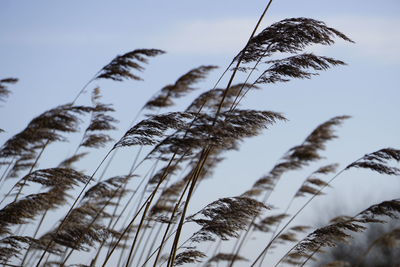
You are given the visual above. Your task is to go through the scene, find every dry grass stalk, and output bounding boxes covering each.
[1,2,398,266]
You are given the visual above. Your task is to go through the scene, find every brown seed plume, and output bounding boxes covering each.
[236,17,353,64]
[346,148,400,175]
[80,88,118,149]
[187,196,269,242]
[0,78,18,103]
[283,199,400,264]
[144,65,218,110]
[96,49,165,81]
[0,104,93,177]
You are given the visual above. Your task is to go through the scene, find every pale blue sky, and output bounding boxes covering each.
[1,0,399,265]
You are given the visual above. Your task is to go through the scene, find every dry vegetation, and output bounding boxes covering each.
[0,1,399,267]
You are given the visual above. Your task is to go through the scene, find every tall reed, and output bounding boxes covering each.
[0,2,398,267]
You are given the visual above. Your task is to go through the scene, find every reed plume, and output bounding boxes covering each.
[0,104,93,178]
[149,110,285,160]
[346,148,400,175]
[0,78,18,103]
[185,83,258,113]
[174,250,206,266]
[205,253,248,266]
[172,196,268,266]
[95,49,165,82]
[0,168,89,236]
[144,65,217,110]
[236,17,353,64]
[38,175,132,256]
[59,153,89,169]
[114,112,196,148]
[294,167,334,198]
[187,196,269,242]
[249,116,349,199]
[280,199,400,266]
[79,88,118,149]
[0,236,39,264]
[255,53,346,84]
[253,214,289,233]
[1,2,395,265]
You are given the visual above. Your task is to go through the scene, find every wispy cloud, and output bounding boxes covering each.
[153,15,400,64]
[151,17,258,55]
[323,15,400,64]
[2,15,399,64]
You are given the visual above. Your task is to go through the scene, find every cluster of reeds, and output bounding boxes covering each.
[0,1,399,266]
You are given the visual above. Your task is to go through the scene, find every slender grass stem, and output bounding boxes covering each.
[167,146,211,266]
[35,148,113,267]
[101,152,182,266]
[250,159,362,267]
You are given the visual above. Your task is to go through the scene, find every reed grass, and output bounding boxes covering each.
[0,1,398,267]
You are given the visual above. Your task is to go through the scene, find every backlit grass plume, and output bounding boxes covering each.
[187,196,269,242]
[144,65,217,110]
[280,199,400,266]
[1,2,398,266]
[37,176,131,256]
[0,236,39,264]
[148,110,285,160]
[96,49,165,82]
[205,253,248,266]
[236,17,353,64]
[0,104,93,177]
[346,148,400,175]
[0,168,89,236]
[248,116,349,198]
[255,53,346,84]
[185,83,258,113]
[80,88,118,149]
[172,197,268,266]
[114,112,195,147]
[0,78,18,103]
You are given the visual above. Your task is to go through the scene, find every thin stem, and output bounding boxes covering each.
[35,148,113,267]
[250,160,361,267]
[165,2,274,265]
[71,74,99,105]
[258,172,318,267]
[140,228,177,267]
[20,209,49,266]
[0,157,14,187]
[117,232,131,267]
[135,221,155,265]
[299,245,321,267]
[167,146,211,267]
[61,159,158,266]
[138,222,163,266]
[101,153,181,267]
[228,223,252,267]
[125,201,152,267]
[213,0,273,122]
[152,175,192,267]
[14,139,50,201]
[99,149,117,180]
